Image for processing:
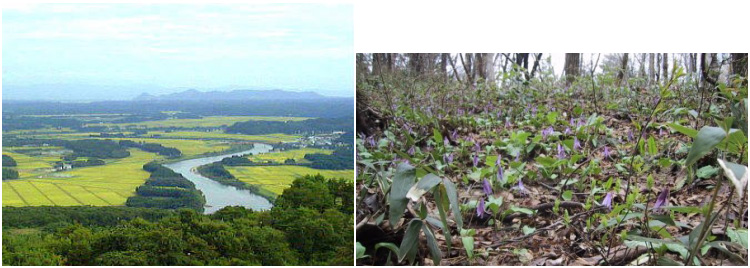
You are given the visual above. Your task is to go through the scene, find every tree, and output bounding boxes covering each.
[564,53,581,85]
[662,53,669,82]
[617,53,629,86]
[730,53,748,87]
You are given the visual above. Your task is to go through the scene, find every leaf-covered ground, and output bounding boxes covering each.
[355,67,748,265]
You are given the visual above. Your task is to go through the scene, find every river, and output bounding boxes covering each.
[163,143,274,214]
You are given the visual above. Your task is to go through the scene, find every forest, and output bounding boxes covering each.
[226,117,353,135]
[355,53,747,266]
[2,174,354,266]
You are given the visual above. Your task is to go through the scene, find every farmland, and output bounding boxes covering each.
[86,115,311,128]
[248,147,333,163]
[2,149,162,206]
[226,165,353,196]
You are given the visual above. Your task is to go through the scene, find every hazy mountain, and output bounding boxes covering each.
[133,89,328,101]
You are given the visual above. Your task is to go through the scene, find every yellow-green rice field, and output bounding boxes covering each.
[2,149,163,207]
[86,116,311,128]
[248,148,333,164]
[226,166,353,196]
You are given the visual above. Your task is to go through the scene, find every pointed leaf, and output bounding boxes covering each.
[398,219,423,262]
[685,126,726,166]
[406,174,442,201]
[390,163,416,226]
[442,178,463,230]
[422,224,442,264]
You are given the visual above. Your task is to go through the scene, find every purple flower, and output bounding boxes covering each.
[512,179,529,196]
[542,126,554,140]
[496,155,502,166]
[569,118,576,126]
[628,130,634,141]
[496,164,504,182]
[450,129,458,141]
[531,107,538,117]
[564,127,571,135]
[497,111,502,118]
[557,143,567,159]
[407,146,416,156]
[602,192,613,209]
[659,128,664,136]
[574,137,582,151]
[482,178,493,195]
[515,153,520,162]
[444,137,450,147]
[403,123,414,134]
[366,136,376,147]
[473,142,481,153]
[458,108,465,116]
[505,118,511,128]
[472,154,479,167]
[477,198,487,218]
[653,189,669,210]
[443,153,454,164]
[603,146,611,159]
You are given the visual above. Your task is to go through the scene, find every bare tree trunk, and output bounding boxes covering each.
[529,53,543,79]
[440,53,449,81]
[639,53,646,78]
[649,53,655,85]
[662,53,669,81]
[483,53,496,83]
[617,53,629,86]
[564,53,581,85]
[730,53,748,87]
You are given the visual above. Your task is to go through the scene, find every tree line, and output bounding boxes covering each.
[2,174,353,266]
[125,162,204,212]
[225,117,352,135]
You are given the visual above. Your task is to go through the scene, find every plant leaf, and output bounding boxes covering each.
[406,174,442,201]
[356,242,369,259]
[685,126,726,167]
[442,177,463,230]
[716,159,748,200]
[398,219,423,262]
[667,122,698,138]
[390,163,416,226]
[422,224,442,265]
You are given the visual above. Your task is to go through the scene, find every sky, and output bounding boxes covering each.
[2,3,354,100]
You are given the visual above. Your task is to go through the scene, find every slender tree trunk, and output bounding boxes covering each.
[564,53,581,85]
[662,53,669,81]
[440,53,449,81]
[529,53,543,79]
[639,53,646,78]
[730,53,748,87]
[617,53,629,86]
[649,53,655,85]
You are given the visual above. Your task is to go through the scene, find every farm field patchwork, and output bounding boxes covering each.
[226,165,353,196]
[147,131,300,143]
[85,116,311,128]
[2,148,65,178]
[2,149,163,206]
[248,147,333,163]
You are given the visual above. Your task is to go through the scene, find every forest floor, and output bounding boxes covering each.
[355,71,748,266]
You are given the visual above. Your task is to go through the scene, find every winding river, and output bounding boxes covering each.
[163,143,274,214]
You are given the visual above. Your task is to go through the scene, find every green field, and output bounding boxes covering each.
[2,149,163,207]
[148,131,300,143]
[86,116,311,128]
[226,166,353,196]
[249,148,333,164]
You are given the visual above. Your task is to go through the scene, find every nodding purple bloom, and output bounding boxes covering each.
[505,118,511,128]
[496,164,504,182]
[570,118,576,126]
[451,129,458,141]
[482,179,493,195]
[407,146,416,156]
[602,192,613,209]
[473,142,481,153]
[542,126,554,140]
[653,189,669,210]
[557,143,567,159]
[403,123,414,134]
[458,108,465,116]
[443,153,454,164]
[425,145,433,152]
[515,153,520,162]
[512,179,529,196]
[531,107,538,117]
[497,111,502,118]
[574,137,582,151]
[603,146,612,159]
[496,155,502,167]
[577,117,586,128]
[444,137,450,147]
[659,128,664,136]
[628,130,634,141]
[564,127,571,135]
[477,198,487,218]
[472,154,480,167]
[366,136,376,147]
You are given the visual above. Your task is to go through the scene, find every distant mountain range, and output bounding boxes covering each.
[133,89,329,101]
